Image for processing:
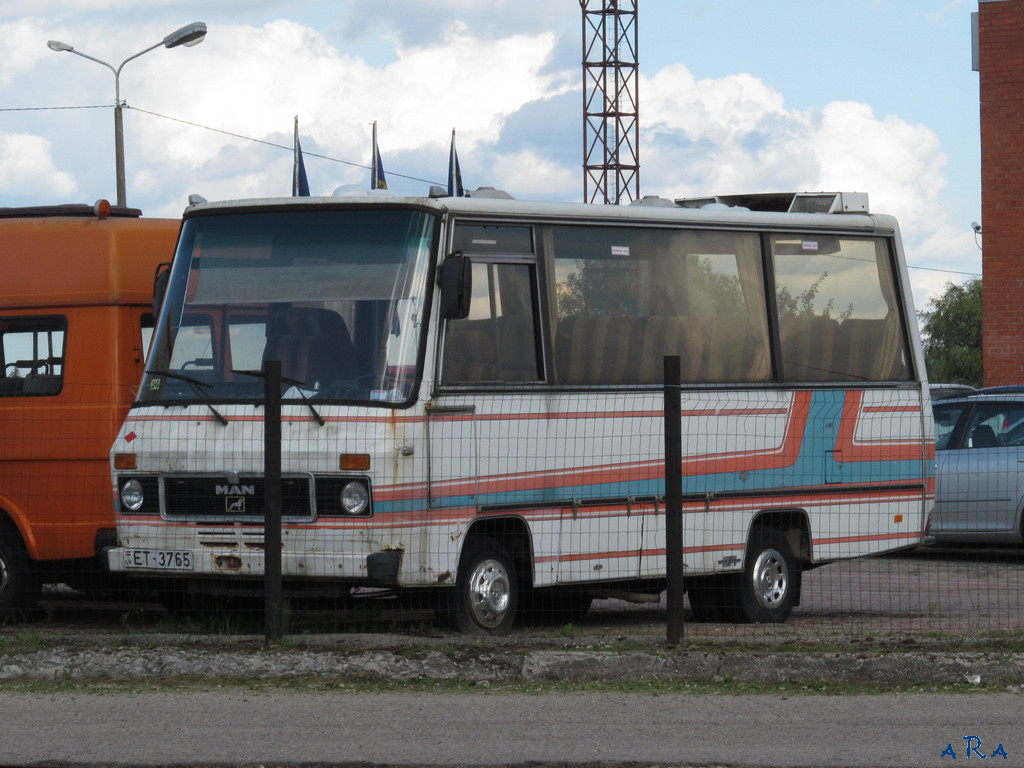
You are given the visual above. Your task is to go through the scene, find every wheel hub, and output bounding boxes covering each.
[0,551,8,596]
[752,547,788,610]
[467,557,510,628]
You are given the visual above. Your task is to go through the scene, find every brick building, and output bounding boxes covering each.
[978,0,1024,385]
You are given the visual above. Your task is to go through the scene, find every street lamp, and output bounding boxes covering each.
[47,22,207,207]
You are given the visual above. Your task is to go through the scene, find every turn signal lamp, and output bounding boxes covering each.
[339,453,370,471]
[114,453,137,470]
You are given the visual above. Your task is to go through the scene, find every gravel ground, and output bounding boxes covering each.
[3,549,1023,692]
[3,626,1024,691]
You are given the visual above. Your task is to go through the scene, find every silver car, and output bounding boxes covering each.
[931,389,1024,544]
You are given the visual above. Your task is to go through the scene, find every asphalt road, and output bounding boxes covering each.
[2,690,1021,767]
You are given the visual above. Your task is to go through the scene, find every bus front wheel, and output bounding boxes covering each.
[453,538,518,635]
[734,527,798,623]
[0,530,41,621]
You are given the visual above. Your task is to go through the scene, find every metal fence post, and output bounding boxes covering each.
[264,359,283,643]
[664,355,685,645]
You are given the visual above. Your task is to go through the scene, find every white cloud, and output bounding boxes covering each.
[810,101,946,225]
[130,19,570,161]
[491,149,576,199]
[0,20,55,87]
[646,65,788,143]
[1,5,979,310]
[0,133,77,197]
[639,64,976,307]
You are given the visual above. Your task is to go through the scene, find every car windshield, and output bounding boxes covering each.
[140,207,436,406]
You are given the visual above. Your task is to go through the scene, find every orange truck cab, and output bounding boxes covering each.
[0,202,179,618]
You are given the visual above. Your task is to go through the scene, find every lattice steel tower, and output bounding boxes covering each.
[581,0,639,204]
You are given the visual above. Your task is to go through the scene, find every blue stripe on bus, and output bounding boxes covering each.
[377,390,929,514]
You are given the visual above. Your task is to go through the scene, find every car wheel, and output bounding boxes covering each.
[733,527,798,623]
[0,530,42,622]
[453,538,518,635]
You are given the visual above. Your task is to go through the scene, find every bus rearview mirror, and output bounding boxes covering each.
[439,253,472,320]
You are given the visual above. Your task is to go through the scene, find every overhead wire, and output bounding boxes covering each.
[130,105,445,186]
[2,102,445,186]
[2,103,985,278]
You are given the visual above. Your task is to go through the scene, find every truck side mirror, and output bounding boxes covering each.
[438,252,472,320]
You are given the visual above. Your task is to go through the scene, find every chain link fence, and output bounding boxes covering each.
[4,377,1022,648]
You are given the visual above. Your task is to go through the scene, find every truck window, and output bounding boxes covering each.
[0,316,66,396]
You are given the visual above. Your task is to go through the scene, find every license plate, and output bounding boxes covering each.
[123,548,193,570]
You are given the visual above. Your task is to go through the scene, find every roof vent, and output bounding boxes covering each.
[331,185,396,199]
[675,191,869,213]
[788,192,868,214]
[464,187,514,199]
[628,195,677,207]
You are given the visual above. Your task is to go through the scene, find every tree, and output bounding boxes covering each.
[919,278,982,387]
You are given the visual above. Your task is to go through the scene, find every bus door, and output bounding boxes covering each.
[426,403,478,509]
[432,253,539,512]
[434,224,577,580]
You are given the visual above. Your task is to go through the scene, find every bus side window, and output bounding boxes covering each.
[551,226,769,385]
[441,262,541,384]
[771,235,911,382]
[682,240,771,383]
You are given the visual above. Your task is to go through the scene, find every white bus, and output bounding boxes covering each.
[106,189,934,634]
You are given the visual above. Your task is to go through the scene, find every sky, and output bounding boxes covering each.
[0,0,984,311]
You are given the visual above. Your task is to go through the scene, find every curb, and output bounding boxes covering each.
[3,645,1023,689]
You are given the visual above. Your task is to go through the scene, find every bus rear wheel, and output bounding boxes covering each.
[521,586,593,625]
[453,538,518,635]
[687,576,731,622]
[0,530,41,621]
[733,527,798,623]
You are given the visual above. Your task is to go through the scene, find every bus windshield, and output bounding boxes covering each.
[140,208,437,406]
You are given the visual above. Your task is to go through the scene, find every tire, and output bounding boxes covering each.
[733,527,798,623]
[453,538,519,635]
[686,575,730,623]
[521,586,592,625]
[0,530,42,622]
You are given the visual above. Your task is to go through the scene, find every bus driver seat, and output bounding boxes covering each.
[263,307,357,389]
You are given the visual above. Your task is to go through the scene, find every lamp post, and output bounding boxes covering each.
[47,22,207,207]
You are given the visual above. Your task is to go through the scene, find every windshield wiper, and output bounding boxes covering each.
[145,369,229,426]
[233,369,325,427]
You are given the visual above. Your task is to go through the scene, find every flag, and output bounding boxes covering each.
[371,120,388,190]
[292,116,310,197]
[447,128,464,197]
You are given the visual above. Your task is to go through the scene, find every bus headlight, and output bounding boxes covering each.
[340,481,369,515]
[120,478,145,512]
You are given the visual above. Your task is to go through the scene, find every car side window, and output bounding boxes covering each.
[933,404,967,450]
[997,406,1024,446]
[964,403,1024,448]
[1005,421,1024,446]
